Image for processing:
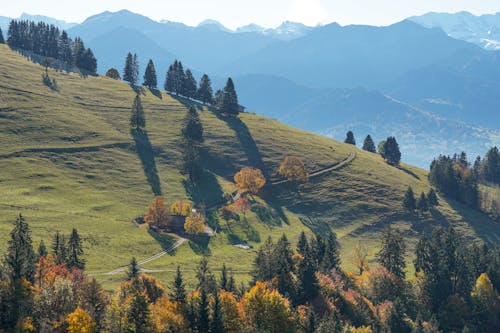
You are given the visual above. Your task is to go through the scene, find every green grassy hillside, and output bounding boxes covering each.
[0,45,497,289]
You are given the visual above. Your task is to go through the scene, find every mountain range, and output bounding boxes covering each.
[1,9,499,167]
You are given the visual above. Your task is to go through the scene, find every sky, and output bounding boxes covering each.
[2,0,500,29]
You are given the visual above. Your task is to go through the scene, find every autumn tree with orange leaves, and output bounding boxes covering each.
[278,156,308,182]
[66,307,96,333]
[234,167,266,194]
[145,196,168,226]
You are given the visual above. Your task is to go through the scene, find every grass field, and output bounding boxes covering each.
[0,44,498,290]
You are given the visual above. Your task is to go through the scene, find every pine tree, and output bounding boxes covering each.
[164,63,175,92]
[127,257,140,280]
[72,37,86,68]
[344,131,356,145]
[142,59,157,89]
[403,186,416,212]
[273,234,295,300]
[38,240,48,258]
[174,60,186,95]
[132,53,139,85]
[57,31,72,63]
[227,273,236,293]
[298,243,318,304]
[377,227,406,279]
[220,263,228,290]
[379,136,401,166]
[196,257,217,293]
[297,231,309,256]
[362,134,376,153]
[52,231,67,264]
[81,278,107,330]
[105,67,121,80]
[197,74,213,104]
[197,287,210,333]
[416,192,428,212]
[123,52,135,84]
[130,95,146,130]
[67,228,85,269]
[221,77,239,115]
[209,291,224,333]
[5,214,36,283]
[483,146,500,184]
[182,106,203,143]
[169,266,186,304]
[184,69,197,98]
[305,309,317,333]
[427,188,439,206]
[82,48,97,74]
[321,232,341,272]
[127,292,151,333]
[0,27,4,44]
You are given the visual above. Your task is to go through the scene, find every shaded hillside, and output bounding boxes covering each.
[0,45,497,288]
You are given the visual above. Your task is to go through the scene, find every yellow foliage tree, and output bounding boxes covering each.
[219,291,241,333]
[239,281,295,333]
[234,167,266,194]
[150,296,187,333]
[352,242,370,275]
[278,156,308,182]
[170,201,193,216]
[471,272,497,315]
[66,307,96,333]
[184,212,205,234]
[145,196,168,226]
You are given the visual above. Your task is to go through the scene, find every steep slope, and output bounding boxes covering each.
[0,45,497,289]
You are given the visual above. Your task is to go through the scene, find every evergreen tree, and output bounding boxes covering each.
[5,214,36,283]
[214,89,223,109]
[132,53,139,85]
[483,146,500,184]
[0,27,4,44]
[220,263,228,290]
[273,234,295,300]
[427,188,438,206]
[184,69,197,98]
[221,77,239,115]
[57,31,72,63]
[403,186,416,212]
[67,228,85,269]
[416,192,428,212]
[297,242,318,304]
[362,134,376,153]
[197,287,210,333]
[38,240,48,258]
[311,234,326,268]
[379,136,401,166]
[127,292,151,333]
[252,236,275,282]
[169,266,186,304]
[72,37,85,68]
[142,59,157,89]
[182,106,204,143]
[210,291,224,333]
[164,63,175,92]
[52,231,67,264]
[344,131,356,145]
[377,227,406,279]
[321,232,341,272]
[174,60,186,95]
[305,309,317,333]
[123,52,135,84]
[197,74,213,104]
[81,278,107,330]
[130,95,146,130]
[81,48,97,74]
[227,273,236,293]
[196,257,217,293]
[127,257,140,280]
[297,231,309,256]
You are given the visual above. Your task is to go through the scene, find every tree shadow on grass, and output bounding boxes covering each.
[212,111,267,177]
[188,236,211,255]
[148,230,177,254]
[131,128,162,195]
[396,166,420,180]
[148,88,163,99]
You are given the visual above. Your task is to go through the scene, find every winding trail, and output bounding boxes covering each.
[89,237,188,277]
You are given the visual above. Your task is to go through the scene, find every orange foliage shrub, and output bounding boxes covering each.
[170,201,193,216]
[234,167,266,194]
[278,156,308,182]
[66,307,96,333]
[145,196,168,226]
[184,212,205,234]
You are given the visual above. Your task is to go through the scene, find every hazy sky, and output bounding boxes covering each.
[3,0,500,29]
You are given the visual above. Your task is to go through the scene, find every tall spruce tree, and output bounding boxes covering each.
[416,192,428,212]
[52,231,67,264]
[5,214,36,283]
[182,106,204,143]
[197,74,213,104]
[196,257,217,293]
[38,240,48,258]
[130,95,146,130]
[57,31,72,63]
[197,288,210,333]
[67,228,85,269]
[220,263,228,291]
[377,227,407,279]
[321,232,341,272]
[427,188,439,206]
[0,27,4,44]
[132,53,139,85]
[273,234,295,299]
[344,131,356,145]
[403,186,416,212]
[483,146,500,184]
[127,257,140,280]
[210,291,224,333]
[184,69,197,99]
[362,134,376,153]
[169,266,186,304]
[127,292,151,333]
[164,63,175,92]
[142,59,157,89]
[123,52,135,84]
[221,77,239,115]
